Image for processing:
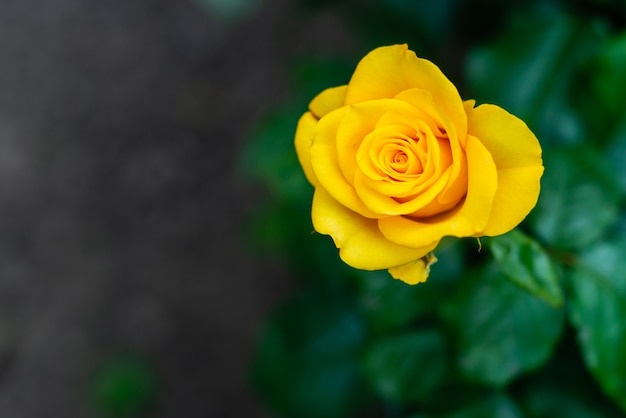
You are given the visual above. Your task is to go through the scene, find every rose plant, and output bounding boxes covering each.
[295,44,543,284]
[248,6,626,416]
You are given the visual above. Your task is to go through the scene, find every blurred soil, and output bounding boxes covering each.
[0,0,352,416]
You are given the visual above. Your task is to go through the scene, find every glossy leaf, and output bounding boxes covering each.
[444,263,564,386]
[530,147,621,250]
[486,229,563,306]
[361,331,447,403]
[568,239,626,413]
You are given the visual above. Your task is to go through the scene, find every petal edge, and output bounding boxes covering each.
[312,187,433,270]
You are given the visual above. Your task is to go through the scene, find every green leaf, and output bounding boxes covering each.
[443,392,523,418]
[443,263,564,386]
[250,294,371,418]
[568,239,626,413]
[530,146,621,250]
[361,330,448,403]
[486,229,563,306]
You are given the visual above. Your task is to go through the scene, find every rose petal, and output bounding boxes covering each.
[336,98,419,186]
[394,88,466,148]
[483,166,544,234]
[378,134,498,247]
[335,96,462,216]
[465,102,542,169]
[465,102,543,235]
[388,252,437,285]
[354,163,451,216]
[294,112,319,186]
[311,107,381,219]
[395,88,468,207]
[345,44,467,139]
[312,187,434,270]
[309,85,348,119]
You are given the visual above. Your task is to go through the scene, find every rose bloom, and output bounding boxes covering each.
[295,44,543,284]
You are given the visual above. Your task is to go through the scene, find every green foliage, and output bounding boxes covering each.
[355,270,440,332]
[487,229,563,306]
[242,0,626,416]
[238,104,310,203]
[355,242,464,333]
[515,335,626,418]
[443,263,564,386]
[568,240,626,412]
[465,6,606,145]
[530,146,621,250]
[250,294,373,418]
[361,331,448,403]
[443,392,523,418]
[589,32,626,119]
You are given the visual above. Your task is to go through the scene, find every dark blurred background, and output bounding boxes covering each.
[0,0,356,416]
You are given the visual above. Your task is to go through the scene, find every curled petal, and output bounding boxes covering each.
[394,89,467,207]
[345,44,467,140]
[388,252,438,285]
[335,96,465,217]
[336,98,419,186]
[465,102,543,236]
[379,135,498,248]
[354,165,451,216]
[309,85,348,119]
[294,112,319,186]
[311,107,381,219]
[312,187,433,270]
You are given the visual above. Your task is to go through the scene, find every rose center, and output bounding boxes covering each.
[378,138,424,179]
[387,149,411,174]
[393,152,407,165]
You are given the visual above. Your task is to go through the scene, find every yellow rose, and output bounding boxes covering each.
[294,44,543,284]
